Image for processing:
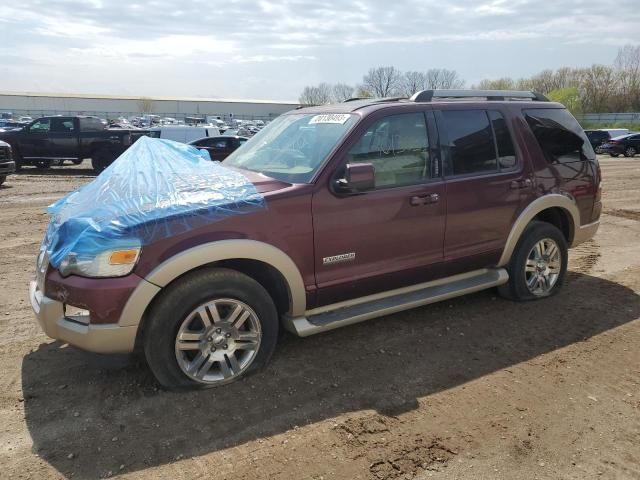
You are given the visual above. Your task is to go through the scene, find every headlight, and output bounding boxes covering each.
[59,247,141,278]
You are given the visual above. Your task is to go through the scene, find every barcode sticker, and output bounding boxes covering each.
[309,114,351,125]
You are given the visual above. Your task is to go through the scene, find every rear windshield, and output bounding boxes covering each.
[524,108,594,164]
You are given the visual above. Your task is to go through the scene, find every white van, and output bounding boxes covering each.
[149,126,220,143]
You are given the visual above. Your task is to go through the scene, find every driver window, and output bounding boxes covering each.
[347,113,430,189]
[30,118,51,133]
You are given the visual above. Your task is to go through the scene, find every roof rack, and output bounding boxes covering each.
[344,96,406,103]
[410,89,549,102]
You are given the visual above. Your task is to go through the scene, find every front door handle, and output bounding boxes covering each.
[410,193,440,206]
[510,178,532,189]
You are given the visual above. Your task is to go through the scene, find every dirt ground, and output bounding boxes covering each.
[0,157,639,480]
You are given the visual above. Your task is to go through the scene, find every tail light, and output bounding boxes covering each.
[609,140,619,144]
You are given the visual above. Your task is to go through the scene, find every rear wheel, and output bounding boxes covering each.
[0,175,6,186]
[610,153,620,158]
[498,221,567,301]
[624,146,636,157]
[143,268,279,390]
[72,158,83,165]
[91,148,113,173]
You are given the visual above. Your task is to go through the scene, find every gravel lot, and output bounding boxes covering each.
[0,157,639,479]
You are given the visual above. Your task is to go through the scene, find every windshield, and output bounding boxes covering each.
[223,113,358,183]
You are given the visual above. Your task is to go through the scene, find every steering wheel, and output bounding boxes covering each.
[277,148,308,169]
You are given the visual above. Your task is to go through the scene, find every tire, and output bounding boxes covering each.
[0,175,5,186]
[143,268,279,390]
[91,148,113,173]
[498,221,568,301]
[624,146,636,157]
[72,159,83,165]
[610,153,619,158]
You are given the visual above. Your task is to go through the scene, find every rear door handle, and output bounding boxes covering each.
[510,179,532,189]
[410,193,440,206]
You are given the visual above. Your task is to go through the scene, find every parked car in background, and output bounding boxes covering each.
[0,120,28,131]
[149,126,220,144]
[30,89,602,389]
[188,135,249,160]
[585,129,612,153]
[0,140,16,186]
[601,133,640,157]
[0,116,149,172]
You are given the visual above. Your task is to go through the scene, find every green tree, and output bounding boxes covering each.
[547,87,583,115]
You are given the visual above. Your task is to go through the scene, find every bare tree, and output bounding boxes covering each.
[614,45,640,110]
[137,97,155,113]
[299,83,333,106]
[332,83,355,102]
[362,66,401,97]
[400,71,428,97]
[425,69,465,89]
[577,65,618,113]
[474,78,516,90]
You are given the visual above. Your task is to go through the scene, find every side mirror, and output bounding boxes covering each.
[334,163,375,194]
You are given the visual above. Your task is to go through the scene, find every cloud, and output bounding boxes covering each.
[0,0,639,98]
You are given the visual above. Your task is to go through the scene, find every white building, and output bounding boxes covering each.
[0,91,299,122]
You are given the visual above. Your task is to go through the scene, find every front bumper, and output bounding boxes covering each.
[0,160,15,175]
[29,280,137,353]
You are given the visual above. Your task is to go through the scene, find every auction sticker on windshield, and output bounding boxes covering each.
[309,114,351,125]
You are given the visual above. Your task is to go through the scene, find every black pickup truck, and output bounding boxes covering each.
[0,116,148,173]
[0,140,16,186]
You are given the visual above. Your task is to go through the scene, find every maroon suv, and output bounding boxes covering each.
[30,90,601,389]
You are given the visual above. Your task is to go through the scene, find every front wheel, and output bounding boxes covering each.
[143,268,279,390]
[624,146,636,157]
[498,221,568,301]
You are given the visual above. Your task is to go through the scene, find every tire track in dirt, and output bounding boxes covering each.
[604,208,640,222]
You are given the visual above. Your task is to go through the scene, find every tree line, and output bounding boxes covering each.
[299,45,640,114]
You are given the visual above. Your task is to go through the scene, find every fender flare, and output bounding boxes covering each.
[497,194,580,267]
[119,240,307,327]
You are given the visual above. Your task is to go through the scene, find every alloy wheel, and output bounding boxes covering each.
[524,238,562,296]
[174,298,262,384]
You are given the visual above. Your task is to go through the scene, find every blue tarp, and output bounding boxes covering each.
[44,136,265,268]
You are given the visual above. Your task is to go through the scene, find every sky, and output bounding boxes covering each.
[1,0,639,101]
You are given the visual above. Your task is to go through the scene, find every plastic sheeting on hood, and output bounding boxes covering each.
[44,136,265,268]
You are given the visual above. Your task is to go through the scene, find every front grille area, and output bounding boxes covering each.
[0,147,10,161]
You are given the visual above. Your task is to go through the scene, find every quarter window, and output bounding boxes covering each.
[347,113,431,189]
[441,110,497,175]
[524,108,593,164]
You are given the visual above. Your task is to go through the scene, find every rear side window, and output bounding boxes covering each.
[441,110,497,175]
[51,118,75,132]
[524,108,594,164]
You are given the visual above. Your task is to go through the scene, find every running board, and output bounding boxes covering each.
[287,268,508,337]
